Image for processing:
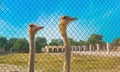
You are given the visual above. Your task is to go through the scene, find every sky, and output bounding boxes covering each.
[0,0,120,43]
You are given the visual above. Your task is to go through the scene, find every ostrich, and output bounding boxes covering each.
[27,24,43,72]
[58,16,77,72]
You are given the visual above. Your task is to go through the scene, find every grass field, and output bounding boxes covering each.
[0,53,120,72]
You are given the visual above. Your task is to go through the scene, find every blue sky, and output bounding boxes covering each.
[0,0,120,43]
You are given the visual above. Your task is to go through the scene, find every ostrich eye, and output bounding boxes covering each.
[29,25,34,27]
[29,24,35,29]
[63,16,67,19]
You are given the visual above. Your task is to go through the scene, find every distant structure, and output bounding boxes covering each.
[41,43,112,53]
[0,48,5,52]
[112,43,120,51]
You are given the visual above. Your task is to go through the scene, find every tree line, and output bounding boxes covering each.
[0,37,47,52]
[0,34,119,52]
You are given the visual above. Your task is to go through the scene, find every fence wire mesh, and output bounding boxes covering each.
[0,0,120,72]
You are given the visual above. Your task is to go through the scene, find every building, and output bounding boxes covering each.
[41,43,110,53]
[0,48,5,52]
[41,46,65,53]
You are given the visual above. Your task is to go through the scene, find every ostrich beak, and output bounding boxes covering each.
[40,26,44,29]
[37,26,44,30]
[70,17,77,21]
[35,25,44,31]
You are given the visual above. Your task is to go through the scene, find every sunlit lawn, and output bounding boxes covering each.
[0,53,119,72]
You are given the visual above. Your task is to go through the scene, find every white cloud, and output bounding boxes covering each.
[102,5,120,19]
[0,13,100,43]
[34,13,100,43]
[35,13,61,43]
[68,19,100,41]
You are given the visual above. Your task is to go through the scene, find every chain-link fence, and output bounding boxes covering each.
[0,0,120,72]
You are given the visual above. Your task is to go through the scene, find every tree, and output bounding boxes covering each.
[49,39,63,46]
[69,38,79,45]
[112,38,120,45]
[4,38,18,51]
[78,40,87,45]
[36,37,47,52]
[49,38,79,46]
[112,38,120,50]
[0,36,7,48]
[13,38,29,52]
[87,34,103,44]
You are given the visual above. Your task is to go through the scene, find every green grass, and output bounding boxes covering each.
[0,53,120,72]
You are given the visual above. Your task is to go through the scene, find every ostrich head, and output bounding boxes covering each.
[58,16,77,34]
[28,24,43,37]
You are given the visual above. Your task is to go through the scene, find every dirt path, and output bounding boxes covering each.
[0,64,119,72]
[0,64,42,72]
[0,64,27,72]
[72,52,120,57]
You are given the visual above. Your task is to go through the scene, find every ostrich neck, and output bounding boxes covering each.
[59,25,70,47]
[59,24,71,72]
[28,36,35,72]
[29,36,35,51]
[61,31,70,47]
